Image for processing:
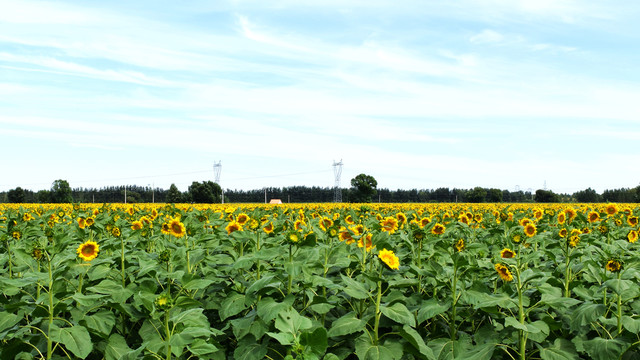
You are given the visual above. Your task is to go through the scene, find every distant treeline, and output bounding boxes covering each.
[1,181,639,203]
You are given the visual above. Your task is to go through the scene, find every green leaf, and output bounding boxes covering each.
[49,324,93,359]
[86,279,133,303]
[622,316,640,333]
[182,278,215,291]
[82,310,116,338]
[417,299,450,324]
[186,339,219,356]
[539,339,578,360]
[399,325,435,360]
[275,307,312,334]
[540,293,582,309]
[504,317,528,332]
[266,331,295,345]
[380,303,416,327]
[219,292,247,321]
[257,296,295,322]
[327,313,366,338]
[0,311,21,333]
[246,275,279,295]
[233,335,268,360]
[104,333,143,360]
[581,337,626,360]
[169,308,208,327]
[300,327,328,358]
[340,274,370,300]
[570,302,606,332]
[355,334,402,360]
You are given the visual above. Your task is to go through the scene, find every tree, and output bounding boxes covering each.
[574,188,600,202]
[350,174,378,203]
[166,184,183,203]
[487,188,503,202]
[466,187,487,203]
[36,190,51,203]
[534,189,560,203]
[50,180,73,203]
[7,187,25,203]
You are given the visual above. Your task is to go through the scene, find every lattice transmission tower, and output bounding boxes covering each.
[333,160,343,203]
[213,161,221,184]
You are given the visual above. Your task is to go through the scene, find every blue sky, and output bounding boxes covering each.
[1,0,639,195]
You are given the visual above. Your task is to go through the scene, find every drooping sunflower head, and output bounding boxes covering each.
[627,230,638,244]
[294,219,306,232]
[263,222,274,234]
[225,220,243,235]
[131,221,144,231]
[395,212,407,226]
[319,217,333,231]
[431,223,446,235]
[564,208,577,222]
[77,240,100,262]
[378,248,400,270]
[357,233,374,252]
[523,223,537,238]
[455,239,465,252]
[605,259,622,273]
[568,235,580,248]
[500,248,516,259]
[380,216,399,234]
[494,263,513,282]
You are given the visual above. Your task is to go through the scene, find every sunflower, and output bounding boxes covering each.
[287,231,299,243]
[474,213,483,223]
[169,218,186,238]
[12,231,21,240]
[523,223,536,237]
[77,240,100,262]
[564,208,577,223]
[419,217,431,229]
[455,239,465,252]
[339,227,354,244]
[225,220,243,235]
[357,233,374,252]
[587,211,600,223]
[236,213,250,226]
[494,263,513,282]
[131,221,144,231]
[627,216,638,227]
[154,294,172,310]
[378,248,399,270]
[111,227,121,238]
[605,204,618,216]
[500,248,516,259]
[319,217,333,231]
[458,214,470,225]
[294,219,306,232]
[380,216,399,234]
[395,212,407,227]
[77,217,86,229]
[568,235,580,248]
[344,215,355,225]
[558,228,568,238]
[627,230,638,243]
[263,222,274,234]
[605,260,622,273]
[431,223,446,235]
[85,217,95,227]
[161,222,171,235]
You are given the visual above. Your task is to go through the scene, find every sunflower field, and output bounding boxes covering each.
[1,202,640,360]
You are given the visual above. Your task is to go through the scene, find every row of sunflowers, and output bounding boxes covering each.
[1,202,639,359]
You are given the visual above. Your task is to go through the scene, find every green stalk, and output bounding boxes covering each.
[256,232,261,280]
[121,236,126,287]
[617,271,623,335]
[46,253,54,360]
[361,233,367,273]
[450,261,458,341]
[165,310,172,360]
[6,239,13,278]
[373,280,383,345]
[515,265,526,360]
[564,247,572,298]
[185,236,191,274]
[287,244,293,295]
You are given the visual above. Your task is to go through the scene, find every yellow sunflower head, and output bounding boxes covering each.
[500,248,516,259]
[263,222,274,234]
[378,248,399,270]
[587,211,600,223]
[169,218,186,238]
[225,220,243,235]
[523,223,536,238]
[77,240,100,262]
[605,260,622,273]
[431,223,446,235]
[627,230,638,244]
[380,216,399,234]
[494,263,513,282]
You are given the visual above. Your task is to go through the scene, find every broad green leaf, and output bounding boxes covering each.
[219,292,247,321]
[275,307,312,334]
[541,294,582,309]
[83,310,116,338]
[182,278,215,291]
[327,313,366,338]
[49,324,93,359]
[246,275,279,294]
[417,299,450,324]
[257,296,294,322]
[399,325,435,360]
[340,274,370,300]
[169,308,208,327]
[104,333,143,360]
[570,302,605,331]
[380,303,415,327]
[504,317,528,332]
[462,343,496,360]
[233,335,268,360]
[266,331,295,345]
[0,311,21,333]
[539,339,578,360]
[187,339,219,356]
[72,293,107,308]
[622,316,640,333]
[581,337,626,360]
[300,327,328,358]
[355,334,402,360]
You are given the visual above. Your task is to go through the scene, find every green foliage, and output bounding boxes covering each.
[350,173,378,203]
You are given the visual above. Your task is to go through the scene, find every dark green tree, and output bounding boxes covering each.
[350,174,377,203]
[574,187,600,202]
[487,188,503,202]
[466,187,487,203]
[50,180,73,203]
[534,189,560,203]
[189,181,214,203]
[166,184,183,203]
[36,190,51,203]
[7,187,25,203]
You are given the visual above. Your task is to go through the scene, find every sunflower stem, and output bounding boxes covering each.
[516,263,526,360]
[564,247,572,298]
[450,258,458,342]
[46,252,54,360]
[287,244,293,295]
[165,310,172,360]
[373,279,383,346]
[121,236,126,287]
[617,271,623,335]
[6,238,13,279]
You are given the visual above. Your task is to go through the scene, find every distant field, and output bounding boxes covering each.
[1,203,639,359]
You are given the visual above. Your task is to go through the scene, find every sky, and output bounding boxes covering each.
[1,0,639,195]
